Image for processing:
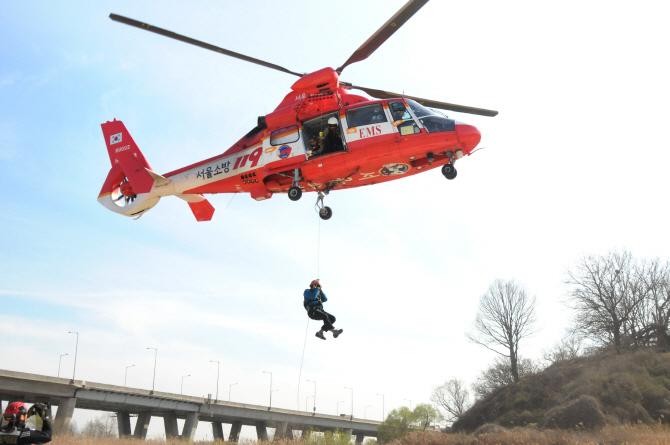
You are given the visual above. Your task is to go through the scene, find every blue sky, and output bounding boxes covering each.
[2,0,670,440]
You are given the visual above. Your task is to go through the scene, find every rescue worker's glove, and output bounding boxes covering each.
[27,403,48,419]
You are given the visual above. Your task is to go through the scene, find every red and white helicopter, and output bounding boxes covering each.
[98,0,497,222]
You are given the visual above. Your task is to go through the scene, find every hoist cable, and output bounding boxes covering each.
[297,316,310,410]
[317,215,321,278]
[225,192,237,209]
[297,212,323,411]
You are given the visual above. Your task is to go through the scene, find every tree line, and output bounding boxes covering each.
[427,249,670,428]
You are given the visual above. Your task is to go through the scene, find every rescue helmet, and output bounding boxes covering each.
[3,402,27,429]
[310,279,320,287]
[4,402,27,416]
[327,117,338,126]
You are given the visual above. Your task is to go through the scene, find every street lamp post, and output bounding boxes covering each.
[124,365,135,387]
[181,375,190,395]
[263,371,273,409]
[405,399,412,410]
[345,387,353,418]
[307,380,317,413]
[147,348,157,393]
[68,331,78,382]
[364,405,372,420]
[376,394,385,421]
[210,361,220,401]
[337,401,345,416]
[229,383,238,402]
[57,353,68,378]
[306,396,313,412]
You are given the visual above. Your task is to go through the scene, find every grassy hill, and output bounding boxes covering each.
[452,348,670,432]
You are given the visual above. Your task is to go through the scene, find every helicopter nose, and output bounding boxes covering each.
[455,122,481,153]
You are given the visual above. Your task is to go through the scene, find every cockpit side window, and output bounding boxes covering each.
[345,104,388,128]
[389,101,420,136]
[271,125,300,146]
[389,101,412,121]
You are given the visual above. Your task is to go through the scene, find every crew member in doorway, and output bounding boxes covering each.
[307,136,324,158]
[1,402,52,445]
[320,117,343,154]
[304,279,343,340]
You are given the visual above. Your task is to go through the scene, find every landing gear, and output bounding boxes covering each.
[288,186,302,201]
[288,168,303,201]
[315,191,333,220]
[319,206,333,220]
[442,163,457,180]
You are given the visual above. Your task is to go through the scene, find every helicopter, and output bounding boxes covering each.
[98,0,497,222]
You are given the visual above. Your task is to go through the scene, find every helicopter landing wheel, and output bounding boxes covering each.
[319,206,333,220]
[315,191,333,220]
[288,186,302,201]
[442,163,457,180]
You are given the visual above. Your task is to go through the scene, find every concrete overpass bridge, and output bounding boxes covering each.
[0,369,380,442]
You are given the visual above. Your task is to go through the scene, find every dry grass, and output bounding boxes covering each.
[396,426,670,445]
[51,425,670,445]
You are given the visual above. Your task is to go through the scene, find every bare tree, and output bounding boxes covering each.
[81,414,116,438]
[430,379,470,424]
[471,356,539,400]
[466,279,538,382]
[635,258,670,349]
[541,330,582,366]
[565,250,648,354]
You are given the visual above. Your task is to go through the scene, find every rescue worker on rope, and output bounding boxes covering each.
[304,279,343,340]
[320,117,343,154]
[1,402,52,445]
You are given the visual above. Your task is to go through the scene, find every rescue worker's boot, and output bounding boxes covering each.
[332,329,343,338]
[315,330,326,340]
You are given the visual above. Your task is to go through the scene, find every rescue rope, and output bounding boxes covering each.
[225,192,237,209]
[297,317,310,411]
[317,216,321,278]
[297,212,323,410]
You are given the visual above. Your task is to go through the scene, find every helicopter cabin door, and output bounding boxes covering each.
[342,102,396,162]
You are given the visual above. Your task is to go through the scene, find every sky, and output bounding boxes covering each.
[2,0,670,440]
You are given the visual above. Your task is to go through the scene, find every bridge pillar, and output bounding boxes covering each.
[356,434,364,444]
[182,412,200,441]
[164,412,179,439]
[134,412,151,439]
[228,421,242,442]
[285,424,295,440]
[212,422,224,440]
[117,411,131,437]
[274,421,288,440]
[53,397,77,434]
[0,401,6,428]
[255,421,268,442]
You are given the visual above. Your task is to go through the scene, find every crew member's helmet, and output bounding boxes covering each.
[3,402,28,430]
[310,279,320,287]
[327,117,338,126]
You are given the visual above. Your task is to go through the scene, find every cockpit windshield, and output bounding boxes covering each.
[405,99,435,118]
[405,99,455,133]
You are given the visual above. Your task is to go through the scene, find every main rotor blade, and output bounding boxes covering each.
[336,0,429,73]
[352,85,498,117]
[109,14,304,77]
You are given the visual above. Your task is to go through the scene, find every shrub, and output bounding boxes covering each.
[473,423,505,436]
[542,395,606,430]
